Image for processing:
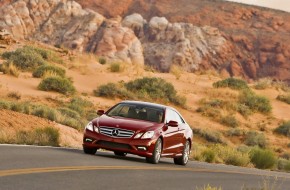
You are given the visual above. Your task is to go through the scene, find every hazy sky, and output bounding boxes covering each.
[226,0,290,12]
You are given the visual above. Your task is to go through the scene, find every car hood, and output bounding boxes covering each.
[93,115,162,132]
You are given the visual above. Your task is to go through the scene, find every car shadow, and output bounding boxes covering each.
[94,151,173,165]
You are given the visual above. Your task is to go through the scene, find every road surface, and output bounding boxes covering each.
[0,144,289,190]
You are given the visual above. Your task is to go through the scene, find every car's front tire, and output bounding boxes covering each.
[83,147,97,155]
[146,138,162,164]
[174,140,190,165]
[114,151,127,156]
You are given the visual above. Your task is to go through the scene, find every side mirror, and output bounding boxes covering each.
[167,120,178,127]
[97,110,105,116]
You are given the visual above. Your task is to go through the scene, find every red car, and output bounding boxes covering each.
[83,101,193,165]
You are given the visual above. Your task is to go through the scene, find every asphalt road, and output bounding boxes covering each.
[0,145,290,190]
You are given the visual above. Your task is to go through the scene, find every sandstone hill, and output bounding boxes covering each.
[0,0,289,84]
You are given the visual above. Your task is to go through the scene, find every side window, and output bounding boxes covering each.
[165,109,184,124]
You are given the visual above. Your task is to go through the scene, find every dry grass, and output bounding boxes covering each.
[170,65,182,80]
[0,62,20,77]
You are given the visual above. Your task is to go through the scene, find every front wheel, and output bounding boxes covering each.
[83,147,97,155]
[146,138,162,164]
[174,140,190,165]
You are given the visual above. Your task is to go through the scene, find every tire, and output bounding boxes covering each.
[114,151,127,156]
[83,147,97,155]
[146,138,162,164]
[174,140,190,165]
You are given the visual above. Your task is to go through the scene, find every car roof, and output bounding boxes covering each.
[121,100,170,110]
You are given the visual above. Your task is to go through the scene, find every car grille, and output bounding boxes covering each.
[99,126,134,138]
[96,141,131,150]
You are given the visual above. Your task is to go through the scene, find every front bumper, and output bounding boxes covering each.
[83,129,157,157]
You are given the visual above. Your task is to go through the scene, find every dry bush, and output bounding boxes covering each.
[170,65,182,80]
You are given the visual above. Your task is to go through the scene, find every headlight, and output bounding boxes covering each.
[134,133,143,139]
[85,122,99,133]
[141,131,154,139]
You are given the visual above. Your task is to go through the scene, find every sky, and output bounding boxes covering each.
[226,0,290,12]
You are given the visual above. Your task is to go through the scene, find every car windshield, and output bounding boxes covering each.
[107,103,164,123]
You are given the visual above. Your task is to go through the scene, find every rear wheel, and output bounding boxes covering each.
[174,140,190,165]
[83,147,97,155]
[114,151,127,156]
[146,138,162,164]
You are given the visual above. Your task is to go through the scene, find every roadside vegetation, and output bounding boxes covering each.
[0,97,96,130]
[94,77,186,107]
[0,126,60,147]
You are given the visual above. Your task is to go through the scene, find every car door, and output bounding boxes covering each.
[162,109,181,155]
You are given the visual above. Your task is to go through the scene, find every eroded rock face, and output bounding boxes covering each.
[123,15,229,72]
[96,18,144,65]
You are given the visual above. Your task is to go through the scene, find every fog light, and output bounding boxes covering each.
[85,138,93,142]
[137,146,147,151]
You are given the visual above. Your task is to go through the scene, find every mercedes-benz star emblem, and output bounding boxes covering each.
[112,129,119,137]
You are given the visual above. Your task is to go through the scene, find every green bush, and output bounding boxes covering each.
[94,83,133,99]
[67,97,93,116]
[16,126,60,147]
[226,128,245,137]
[110,62,122,72]
[0,100,12,109]
[277,94,290,104]
[57,107,80,118]
[237,104,252,117]
[192,128,224,144]
[32,106,60,121]
[244,131,267,148]
[125,77,186,107]
[213,78,249,90]
[250,148,277,169]
[33,64,65,78]
[221,147,250,167]
[220,115,239,128]
[274,121,290,137]
[239,90,272,114]
[277,158,290,171]
[202,149,216,163]
[99,57,106,65]
[2,46,47,71]
[38,76,76,95]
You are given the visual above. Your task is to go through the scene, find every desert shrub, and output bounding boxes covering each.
[277,158,290,171]
[218,146,250,167]
[110,62,123,72]
[239,90,272,114]
[93,83,133,99]
[274,121,290,137]
[254,78,272,90]
[196,105,222,120]
[7,91,21,100]
[1,46,47,71]
[220,115,239,128]
[38,76,76,95]
[125,77,186,107]
[237,104,252,117]
[0,100,12,109]
[250,148,277,169]
[0,62,20,77]
[201,149,216,163]
[99,57,106,65]
[192,128,224,144]
[33,64,65,78]
[237,145,251,154]
[67,97,93,116]
[32,106,60,121]
[213,78,249,90]
[16,126,60,147]
[244,131,267,148]
[226,128,245,137]
[61,117,85,130]
[57,107,80,118]
[277,94,290,104]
